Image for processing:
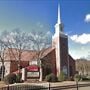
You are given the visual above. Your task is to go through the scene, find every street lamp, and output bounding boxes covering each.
[48,82,50,90]
[74,74,81,90]
[76,79,79,90]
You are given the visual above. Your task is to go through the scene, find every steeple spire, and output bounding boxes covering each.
[57,3,61,24]
[53,1,64,38]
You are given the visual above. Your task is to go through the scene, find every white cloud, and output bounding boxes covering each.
[85,14,90,23]
[69,47,90,60]
[86,55,90,60]
[70,33,90,44]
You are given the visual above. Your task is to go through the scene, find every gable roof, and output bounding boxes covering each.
[3,47,55,61]
[68,55,75,62]
[4,48,37,61]
[40,47,55,59]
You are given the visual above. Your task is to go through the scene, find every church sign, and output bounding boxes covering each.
[26,65,39,72]
[26,65,40,78]
[27,72,39,78]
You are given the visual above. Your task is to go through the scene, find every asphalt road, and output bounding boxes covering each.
[50,83,90,90]
[63,86,90,90]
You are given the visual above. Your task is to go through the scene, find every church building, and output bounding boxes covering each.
[0,4,75,81]
[40,4,75,79]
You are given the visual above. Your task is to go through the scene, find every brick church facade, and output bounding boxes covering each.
[0,4,75,81]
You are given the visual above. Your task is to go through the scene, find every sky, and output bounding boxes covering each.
[0,0,90,60]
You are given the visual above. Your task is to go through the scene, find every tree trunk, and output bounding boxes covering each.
[1,63,5,80]
[39,60,43,81]
[39,67,42,81]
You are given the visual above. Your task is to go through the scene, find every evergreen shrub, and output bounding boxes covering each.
[58,72,65,82]
[45,73,57,82]
[16,73,22,83]
[74,74,81,81]
[4,73,16,84]
[81,75,90,81]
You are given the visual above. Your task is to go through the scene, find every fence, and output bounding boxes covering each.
[0,85,49,90]
[0,83,90,90]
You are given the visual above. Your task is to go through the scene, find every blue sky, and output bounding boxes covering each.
[0,0,90,60]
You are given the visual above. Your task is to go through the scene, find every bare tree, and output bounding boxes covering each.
[0,41,6,80]
[0,29,31,73]
[0,29,51,81]
[0,30,10,80]
[76,59,84,75]
[28,31,51,81]
[8,29,30,72]
[76,59,90,75]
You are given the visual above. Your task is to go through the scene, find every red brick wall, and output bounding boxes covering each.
[69,55,76,77]
[10,61,29,73]
[60,36,69,74]
[42,49,56,78]
[59,36,75,77]
[10,61,18,73]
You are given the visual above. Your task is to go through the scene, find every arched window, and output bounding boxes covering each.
[62,66,67,75]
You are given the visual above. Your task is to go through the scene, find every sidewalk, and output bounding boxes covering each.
[0,81,90,88]
[0,81,6,88]
[49,81,90,87]
[21,81,90,89]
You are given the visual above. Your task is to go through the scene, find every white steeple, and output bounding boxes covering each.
[52,2,69,78]
[52,3,62,76]
[53,3,63,39]
[57,4,61,24]
[52,2,67,77]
